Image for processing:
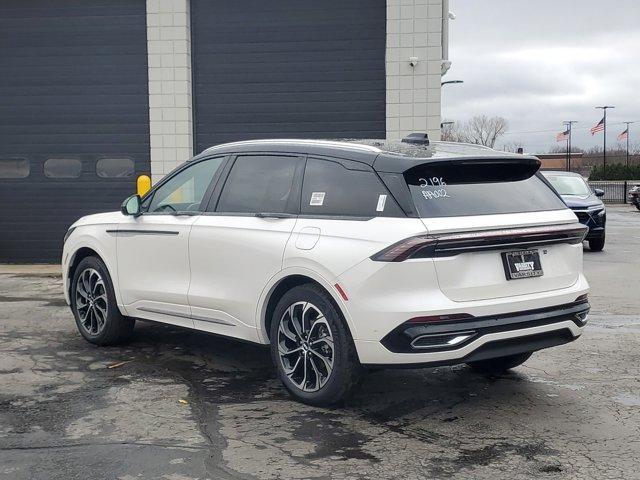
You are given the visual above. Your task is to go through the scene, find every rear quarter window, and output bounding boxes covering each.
[405,161,566,218]
[302,158,403,217]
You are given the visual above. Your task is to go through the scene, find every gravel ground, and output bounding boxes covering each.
[1,205,639,480]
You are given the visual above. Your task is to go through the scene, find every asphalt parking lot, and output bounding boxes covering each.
[1,205,639,480]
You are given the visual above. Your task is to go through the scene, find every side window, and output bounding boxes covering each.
[148,157,224,213]
[0,158,29,178]
[216,155,299,214]
[44,158,82,178]
[301,158,402,217]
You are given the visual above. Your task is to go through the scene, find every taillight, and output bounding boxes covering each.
[370,235,436,262]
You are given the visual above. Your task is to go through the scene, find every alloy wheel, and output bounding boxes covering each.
[277,301,334,392]
[75,268,108,336]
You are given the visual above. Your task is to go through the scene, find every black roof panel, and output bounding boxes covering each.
[196,139,540,173]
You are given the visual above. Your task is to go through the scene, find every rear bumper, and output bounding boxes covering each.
[355,300,588,366]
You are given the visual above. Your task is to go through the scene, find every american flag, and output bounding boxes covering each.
[590,117,605,135]
[556,129,570,142]
[618,128,629,141]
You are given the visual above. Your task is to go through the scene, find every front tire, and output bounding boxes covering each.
[466,352,532,374]
[269,284,361,406]
[588,234,605,251]
[70,256,134,345]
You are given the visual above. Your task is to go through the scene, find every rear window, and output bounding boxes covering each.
[405,160,566,218]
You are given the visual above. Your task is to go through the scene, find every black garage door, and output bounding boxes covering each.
[191,0,386,153]
[0,0,150,263]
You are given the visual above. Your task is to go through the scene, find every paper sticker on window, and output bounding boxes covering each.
[310,192,325,206]
[376,194,387,212]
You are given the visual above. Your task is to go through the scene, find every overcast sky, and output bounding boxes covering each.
[443,0,640,153]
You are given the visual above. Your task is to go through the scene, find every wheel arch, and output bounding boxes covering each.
[65,235,120,308]
[257,268,356,344]
[66,247,104,297]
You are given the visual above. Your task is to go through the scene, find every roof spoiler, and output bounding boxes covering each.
[375,154,541,177]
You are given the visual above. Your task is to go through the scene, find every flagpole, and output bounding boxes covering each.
[568,124,572,172]
[623,121,634,168]
[596,106,615,178]
[564,121,577,172]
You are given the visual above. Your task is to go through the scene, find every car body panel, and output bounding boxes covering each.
[62,212,122,306]
[421,210,581,302]
[115,214,197,328]
[187,214,297,343]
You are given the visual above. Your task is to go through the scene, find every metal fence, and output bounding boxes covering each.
[587,180,640,204]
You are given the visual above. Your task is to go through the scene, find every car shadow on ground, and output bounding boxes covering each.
[108,320,544,415]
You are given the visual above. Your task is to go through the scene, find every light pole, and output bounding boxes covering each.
[441,80,463,86]
[563,121,577,171]
[622,121,635,168]
[596,105,615,178]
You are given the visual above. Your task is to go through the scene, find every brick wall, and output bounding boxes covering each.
[386,0,443,142]
[146,0,194,182]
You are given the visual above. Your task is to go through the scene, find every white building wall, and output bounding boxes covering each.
[146,0,194,183]
[386,0,442,141]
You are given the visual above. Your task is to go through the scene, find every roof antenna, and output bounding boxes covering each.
[401,133,429,145]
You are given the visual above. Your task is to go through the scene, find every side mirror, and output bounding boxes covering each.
[121,194,141,216]
[594,188,605,197]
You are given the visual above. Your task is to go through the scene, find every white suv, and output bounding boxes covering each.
[62,136,590,405]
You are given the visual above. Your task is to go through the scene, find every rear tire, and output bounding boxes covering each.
[70,256,135,346]
[588,235,605,252]
[269,284,361,406]
[466,352,532,375]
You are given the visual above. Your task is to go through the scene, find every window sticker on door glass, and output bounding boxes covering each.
[310,192,325,206]
[376,194,387,212]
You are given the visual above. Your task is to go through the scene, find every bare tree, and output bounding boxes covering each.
[462,115,509,148]
[441,116,509,148]
[548,144,584,154]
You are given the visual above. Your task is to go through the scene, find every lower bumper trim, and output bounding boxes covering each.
[381,300,589,354]
[364,328,576,369]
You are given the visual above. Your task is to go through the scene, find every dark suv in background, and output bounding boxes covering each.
[542,171,606,251]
